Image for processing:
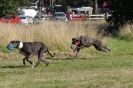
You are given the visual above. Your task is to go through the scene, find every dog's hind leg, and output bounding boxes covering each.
[104,46,111,52]
[94,40,111,53]
[40,53,49,65]
[34,51,49,67]
[34,59,40,68]
[93,44,108,53]
[39,51,49,66]
[98,43,111,52]
[40,58,49,66]
[47,49,55,57]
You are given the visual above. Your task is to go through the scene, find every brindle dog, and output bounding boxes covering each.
[71,35,111,56]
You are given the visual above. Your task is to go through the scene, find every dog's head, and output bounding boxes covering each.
[70,36,82,51]
[7,41,23,50]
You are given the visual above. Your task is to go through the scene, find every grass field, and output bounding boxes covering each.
[0,38,133,88]
[0,22,133,88]
[1,56,133,88]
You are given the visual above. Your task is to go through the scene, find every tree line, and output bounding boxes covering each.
[0,0,133,26]
[0,0,32,17]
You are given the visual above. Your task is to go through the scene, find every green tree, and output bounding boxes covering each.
[0,0,32,17]
[93,0,98,14]
[0,0,19,17]
[19,0,31,7]
[55,0,93,7]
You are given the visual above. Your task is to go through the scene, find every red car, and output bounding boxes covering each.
[0,15,20,23]
[69,13,88,21]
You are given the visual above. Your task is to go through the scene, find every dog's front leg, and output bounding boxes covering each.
[26,58,33,64]
[71,48,80,57]
[23,58,26,65]
[25,58,35,68]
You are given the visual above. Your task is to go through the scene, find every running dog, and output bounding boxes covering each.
[71,35,111,56]
[7,41,55,68]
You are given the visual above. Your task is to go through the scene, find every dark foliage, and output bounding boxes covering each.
[0,0,32,17]
[108,0,133,27]
[0,0,19,17]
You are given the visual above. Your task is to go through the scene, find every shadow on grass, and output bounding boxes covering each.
[47,57,89,60]
[1,65,28,69]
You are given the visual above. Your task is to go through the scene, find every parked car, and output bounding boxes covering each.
[0,15,20,23]
[19,15,29,24]
[68,8,89,21]
[40,14,51,20]
[33,15,41,24]
[69,13,88,21]
[53,12,68,21]
[26,16,33,24]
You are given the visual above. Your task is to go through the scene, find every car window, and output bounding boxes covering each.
[35,16,39,18]
[55,13,65,16]
[41,16,44,18]
[20,17,26,19]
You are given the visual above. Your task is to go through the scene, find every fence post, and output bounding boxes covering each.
[88,14,90,21]
[105,12,109,19]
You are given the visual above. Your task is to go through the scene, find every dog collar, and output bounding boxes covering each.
[19,42,23,49]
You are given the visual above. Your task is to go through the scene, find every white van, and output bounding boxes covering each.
[19,9,38,18]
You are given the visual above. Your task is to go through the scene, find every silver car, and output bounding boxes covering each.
[53,12,68,21]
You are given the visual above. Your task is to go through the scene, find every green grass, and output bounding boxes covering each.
[0,38,133,88]
[1,56,133,88]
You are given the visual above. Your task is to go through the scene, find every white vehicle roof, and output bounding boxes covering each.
[77,7,93,11]
[19,9,38,18]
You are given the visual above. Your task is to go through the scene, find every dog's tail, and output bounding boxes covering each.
[47,50,55,57]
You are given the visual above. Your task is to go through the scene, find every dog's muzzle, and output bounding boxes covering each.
[7,43,15,50]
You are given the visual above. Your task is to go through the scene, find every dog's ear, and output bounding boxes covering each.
[80,36,83,40]
[72,38,76,41]
[10,41,20,44]
[79,35,84,42]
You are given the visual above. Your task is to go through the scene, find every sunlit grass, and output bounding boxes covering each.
[0,21,133,88]
[0,55,133,88]
[118,23,133,41]
[0,21,104,53]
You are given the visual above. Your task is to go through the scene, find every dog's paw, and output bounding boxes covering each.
[46,63,49,66]
[31,65,35,68]
[31,62,35,68]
